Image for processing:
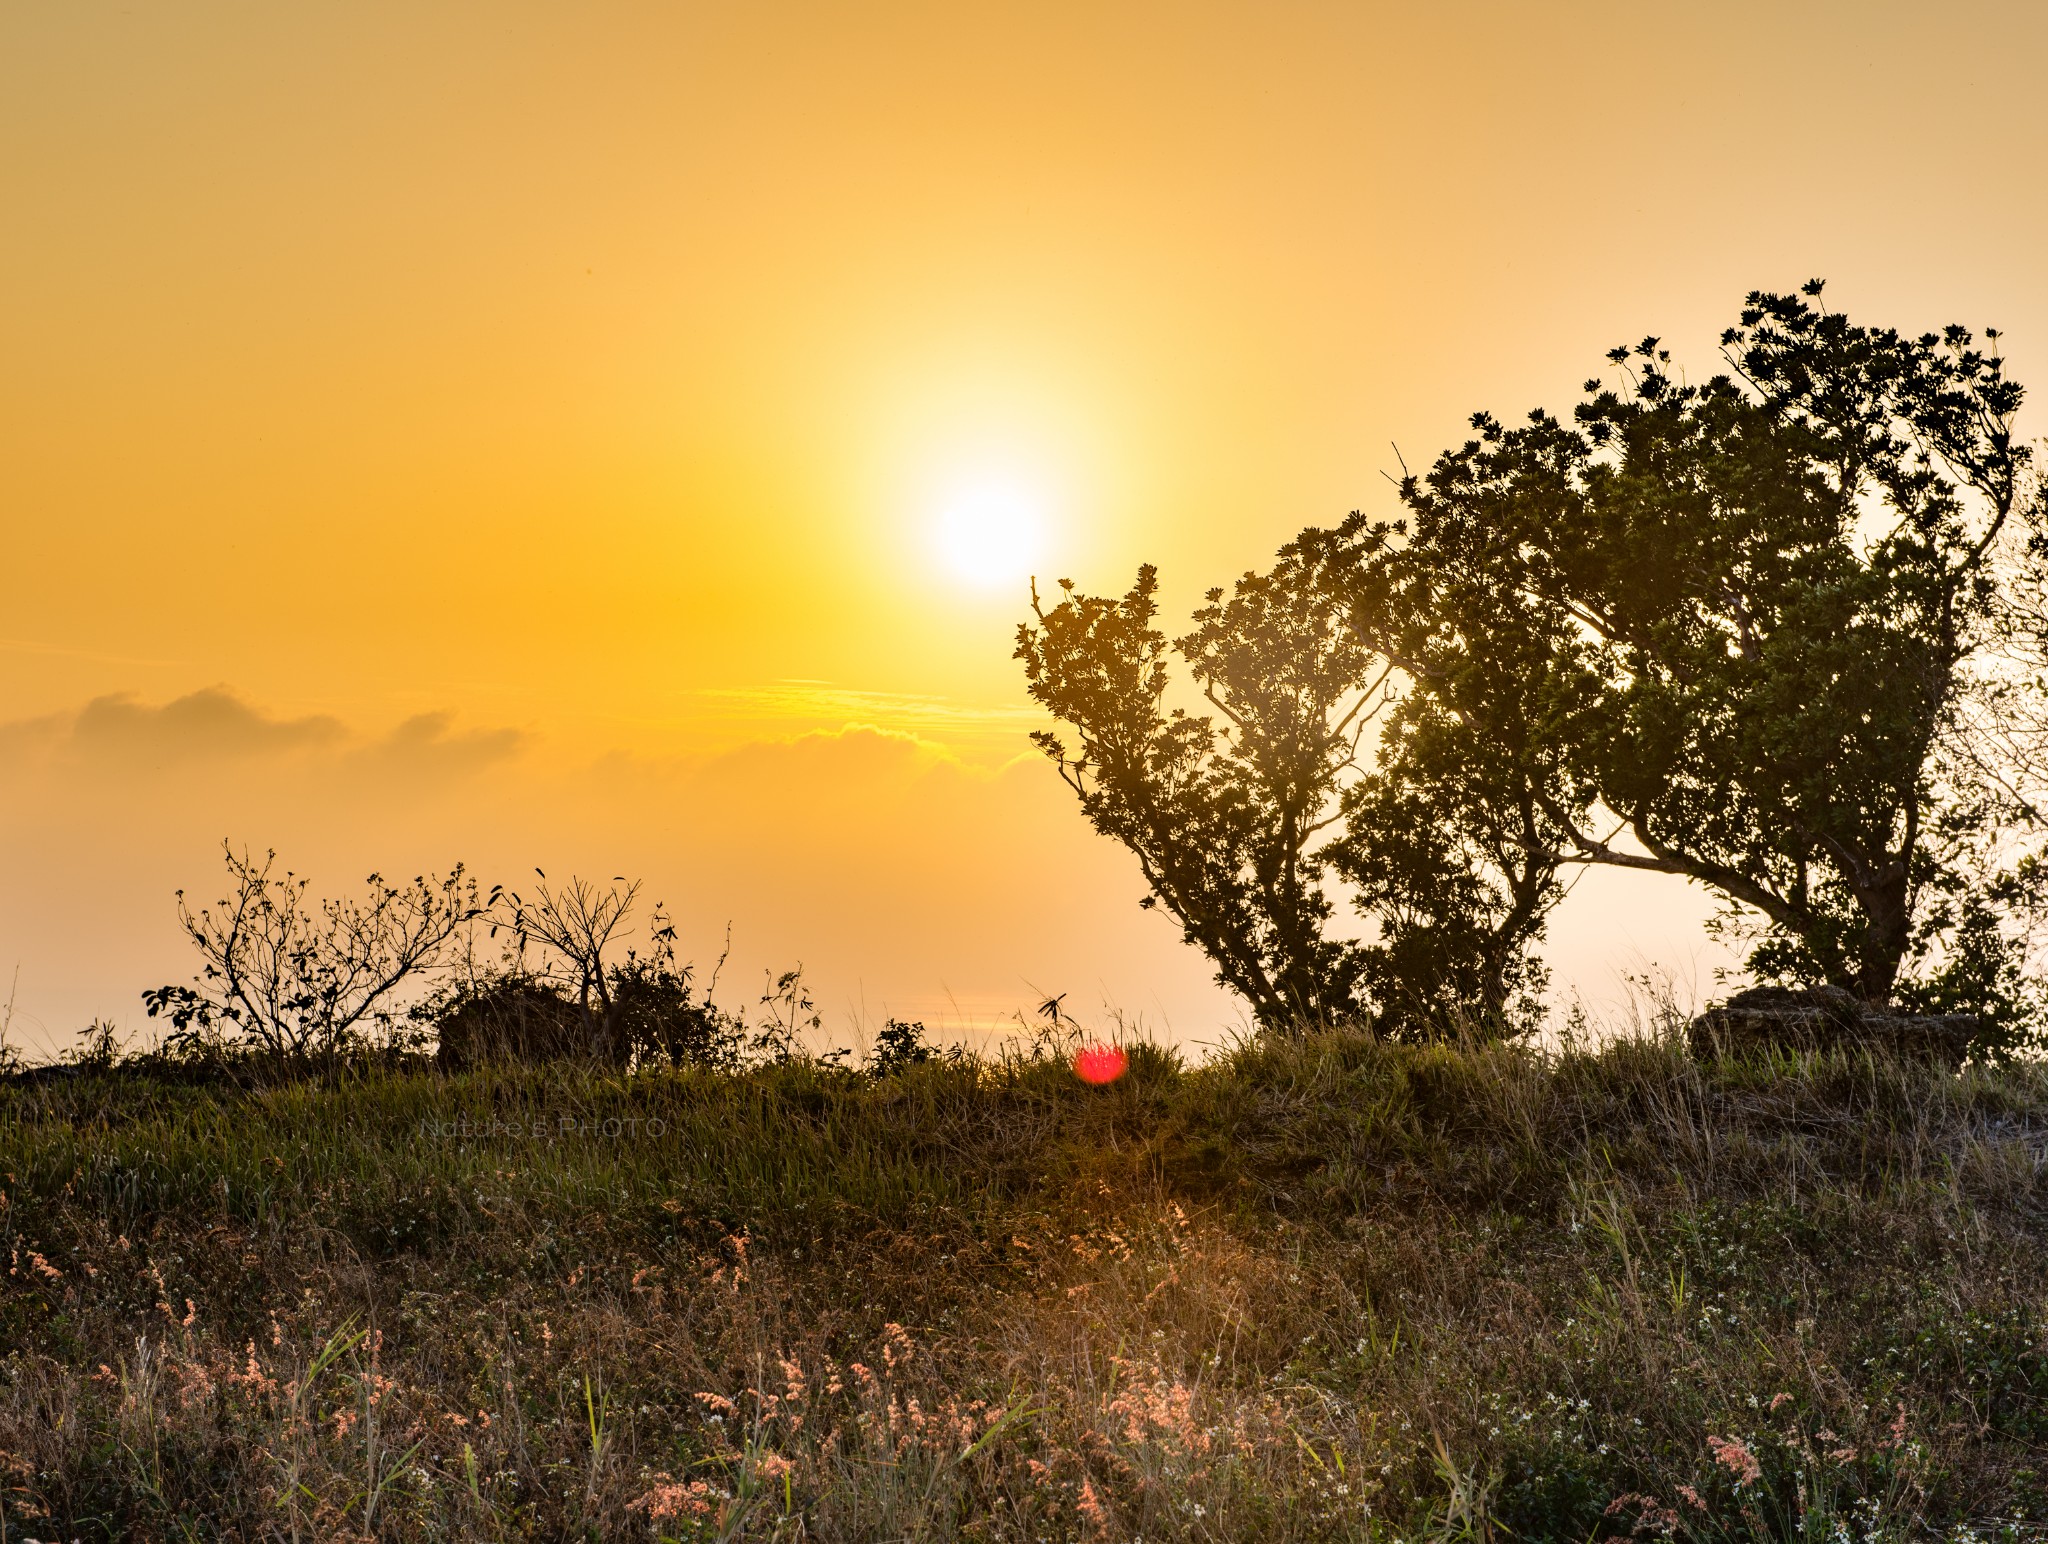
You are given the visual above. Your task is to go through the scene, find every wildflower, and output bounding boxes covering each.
[1707,1433,1761,1486]
[756,1452,794,1481]
[1605,1493,1680,1531]
[629,1476,718,1521]
[1883,1403,1908,1449]
[779,1356,806,1403]
[1076,1477,1109,1534]
[1677,1484,1707,1511]
[882,1322,913,1370]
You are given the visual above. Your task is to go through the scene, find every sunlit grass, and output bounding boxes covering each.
[3,1027,2047,1538]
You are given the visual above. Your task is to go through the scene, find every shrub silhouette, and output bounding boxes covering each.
[431,977,586,1071]
[433,882,742,1071]
[865,1017,939,1076]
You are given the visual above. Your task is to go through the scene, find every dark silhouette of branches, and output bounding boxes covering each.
[505,873,640,1062]
[1017,552,1379,1032]
[144,843,486,1065]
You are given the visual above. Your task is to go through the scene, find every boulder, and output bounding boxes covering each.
[1687,984,1979,1069]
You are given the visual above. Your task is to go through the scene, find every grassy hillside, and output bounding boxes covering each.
[3,1030,2047,1541]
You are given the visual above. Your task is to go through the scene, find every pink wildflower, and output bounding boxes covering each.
[629,1477,718,1521]
[1708,1433,1761,1485]
[1076,1476,1109,1534]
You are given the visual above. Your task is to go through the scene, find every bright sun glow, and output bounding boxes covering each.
[933,482,1048,589]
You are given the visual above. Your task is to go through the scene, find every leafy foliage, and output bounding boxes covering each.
[1016,554,1383,1030]
[1376,284,2035,1005]
[1021,283,2043,1036]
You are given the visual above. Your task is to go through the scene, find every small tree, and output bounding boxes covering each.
[1017,550,1385,1031]
[431,882,740,1071]
[145,844,484,1065]
[505,873,640,1063]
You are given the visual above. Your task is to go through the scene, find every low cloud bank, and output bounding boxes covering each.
[0,690,1228,1061]
[0,689,1721,1063]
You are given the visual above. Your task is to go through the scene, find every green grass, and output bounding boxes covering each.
[4,1031,2048,1539]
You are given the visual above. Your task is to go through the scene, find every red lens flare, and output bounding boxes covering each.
[1072,1042,1129,1086]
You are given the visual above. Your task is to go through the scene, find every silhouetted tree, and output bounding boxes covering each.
[1022,283,2041,1037]
[145,843,485,1064]
[1017,549,1382,1030]
[431,888,741,1071]
[506,873,640,1063]
[1319,523,1594,1034]
[1353,282,2037,1005]
[1018,539,1571,1036]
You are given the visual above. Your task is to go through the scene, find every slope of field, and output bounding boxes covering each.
[3,1032,2046,1540]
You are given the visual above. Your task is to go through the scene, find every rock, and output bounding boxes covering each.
[1687,984,1980,1069]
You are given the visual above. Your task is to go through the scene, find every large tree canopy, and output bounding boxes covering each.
[1367,284,2033,1003]
[1020,284,2040,1037]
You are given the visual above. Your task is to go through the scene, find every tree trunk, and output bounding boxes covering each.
[1846,869,1912,1005]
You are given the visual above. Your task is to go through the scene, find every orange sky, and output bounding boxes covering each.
[4,1,2045,1056]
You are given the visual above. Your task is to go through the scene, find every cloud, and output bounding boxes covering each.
[0,688,523,781]
[349,712,526,778]
[0,710,69,764]
[68,688,345,765]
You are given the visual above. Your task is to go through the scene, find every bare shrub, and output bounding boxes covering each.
[428,876,742,1070]
[143,843,485,1066]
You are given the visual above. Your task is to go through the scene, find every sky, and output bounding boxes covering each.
[4,0,2045,1058]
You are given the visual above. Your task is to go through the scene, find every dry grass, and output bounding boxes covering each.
[3,1027,2048,1540]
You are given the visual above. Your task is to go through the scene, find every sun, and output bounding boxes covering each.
[932,481,1047,589]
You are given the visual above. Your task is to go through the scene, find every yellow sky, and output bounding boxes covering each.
[4,1,2045,1054]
